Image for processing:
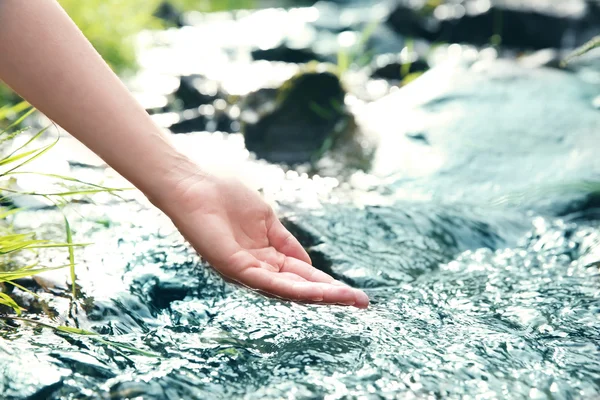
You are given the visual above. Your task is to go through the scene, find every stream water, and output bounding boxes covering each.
[1,1,600,399]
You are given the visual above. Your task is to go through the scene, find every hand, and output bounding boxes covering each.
[157,171,369,308]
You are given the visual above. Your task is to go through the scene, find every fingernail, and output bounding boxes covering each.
[354,290,370,309]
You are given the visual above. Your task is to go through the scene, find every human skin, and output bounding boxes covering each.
[0,0,369,307]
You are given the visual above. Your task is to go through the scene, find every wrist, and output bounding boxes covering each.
[143,151,210,215]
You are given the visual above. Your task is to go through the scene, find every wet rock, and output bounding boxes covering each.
[243,68,351,164]
[168,113,209,133]
[171,75,221,110]
[166,106,236,134]
[387,0,597,49]
[149,279,196,309]
[370,53,429,81]
[386,1,437,42]
[251,45,325,64]
[110,381,167,399]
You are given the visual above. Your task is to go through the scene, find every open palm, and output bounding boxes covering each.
[164,175,369,308]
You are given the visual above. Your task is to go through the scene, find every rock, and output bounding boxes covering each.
[168,113,209,134]
[110,381,167,399]
[166,105,236,134]
[171,75,221,110]
[251,45,325,64]
[386,1,437,42]
[387,0,598,50]
[370,53,429,81]
[149,279,196,309]
[243,68,351,164]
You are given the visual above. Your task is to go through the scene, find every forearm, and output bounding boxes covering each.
[0,0,197,206]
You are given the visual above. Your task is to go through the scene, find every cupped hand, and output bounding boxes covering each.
[158,172,369,308]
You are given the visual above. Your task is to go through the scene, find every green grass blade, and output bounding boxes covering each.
[64,216,76,298]
[0,187,123,197]
[0,265,70,282]
[0,107,35,135]
[92,337,160,357]
[4,280,40,299]
[56,326,97,335]
[562,35,600,66]
[1,136,58,176]
[25,242,91,249]
[0,208,22,219]
[0,147,47,167]
[0,316,159,357]
[0,101,31,121]
[6,171,130,192]
[0,292,22,315]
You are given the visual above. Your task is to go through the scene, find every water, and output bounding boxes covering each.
[3,199,599,399]
[2,1,600,399]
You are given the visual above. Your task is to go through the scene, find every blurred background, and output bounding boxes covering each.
[3,0,600,174]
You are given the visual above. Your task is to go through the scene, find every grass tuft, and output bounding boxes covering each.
[0,104,125,314]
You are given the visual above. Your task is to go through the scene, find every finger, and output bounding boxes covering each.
[239,268,369,308]
[267,217,312,265]
[279,256,340,284]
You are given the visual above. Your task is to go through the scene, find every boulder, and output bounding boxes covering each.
[251,45,325,64]
[370,53,429,81]
[387,0,599,49]
[243,68,351,164]
[171,75,221,110]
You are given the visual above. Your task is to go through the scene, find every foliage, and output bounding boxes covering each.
[172,0,257,13]
[57,0,163,73]
[0,103,124,313]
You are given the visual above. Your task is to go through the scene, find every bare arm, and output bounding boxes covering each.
[0,0,190,204]
[0,0,369,308]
